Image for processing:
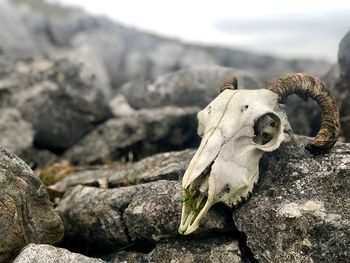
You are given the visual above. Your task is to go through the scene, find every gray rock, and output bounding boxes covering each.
[338,31,350,76]
[335,31,350,141]
[56,136,349,260]
[0,0,40,59]
[0,57,112,152]
[146,236,242,263]
[120,66,263,109]
[63,106,199,164]
[19,147,57,169]
[234,137,350,262]
[0,108,34,154]
[57,184,136,252]
[45,14,101,47]
[51,149,194,194]
[13,244,106,263]
[57,181,232,253]
[109,236,242,263]
[0,146,64,263]
[283,94,322,137]
[123,181,232,242]
[109,94,136,117]
[70,30,126,88]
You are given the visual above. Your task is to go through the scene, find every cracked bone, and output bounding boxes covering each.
[178,89,287,235]
[178,73,340,235]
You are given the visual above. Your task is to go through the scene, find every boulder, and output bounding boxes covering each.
[51,149,194,194]
[56,181,232,253]
[335,31,350,141]
[123,181,232,242]
[0,108,34,154]
[0,146,64,263]
[56,184,136,252]
[0,57,112,153]
[63,106,199,164]
[234,137,350,262]
[13,244,106,263]
[69,30,126,88]
[120,66,263,109]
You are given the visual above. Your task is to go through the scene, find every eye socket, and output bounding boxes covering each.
[253,113,280,145]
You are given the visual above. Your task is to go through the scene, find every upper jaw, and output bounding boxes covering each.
[178,160,215,235]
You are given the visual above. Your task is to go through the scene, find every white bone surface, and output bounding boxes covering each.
[180,89,288,235]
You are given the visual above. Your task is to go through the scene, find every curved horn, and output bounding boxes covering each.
[266,73,340,154]
[220,72,238,92]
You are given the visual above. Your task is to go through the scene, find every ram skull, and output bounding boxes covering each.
[178,73,340,235]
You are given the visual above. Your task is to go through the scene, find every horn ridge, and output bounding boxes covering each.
[266,73,340,154]
[220,72,238,92]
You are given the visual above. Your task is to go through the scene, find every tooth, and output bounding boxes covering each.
[199,177,209,193]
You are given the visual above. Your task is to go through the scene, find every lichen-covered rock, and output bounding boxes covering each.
[146,236,242,263]
[63,107,199,164]
[123,181,232,242]
[51,149,195,194]
[0,57,111,153]
[57,181,232,253]
[13,244,106,263]
[0,146,64,263]
[0,108,34,154]
[120,66,263,109]
[56,185,136,252]
[234,137,350,262]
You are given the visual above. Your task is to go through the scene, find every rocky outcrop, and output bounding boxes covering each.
[0,57,111,153]
[0,134,344,262]
[56,136,349,262]
[0,146,64,263]
[13,244,106,263]
[234,137,350,262]
[57,180,232,254]
[63,107,199,164]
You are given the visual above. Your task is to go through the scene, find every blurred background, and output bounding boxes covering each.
[60,0,350,62]
[1,0,350,169]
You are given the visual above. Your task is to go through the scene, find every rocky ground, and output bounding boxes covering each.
[0,0,349,262]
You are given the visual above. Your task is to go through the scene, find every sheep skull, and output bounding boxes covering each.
[178,73,339,235]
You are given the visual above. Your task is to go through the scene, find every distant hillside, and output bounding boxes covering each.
[1,0,331,93]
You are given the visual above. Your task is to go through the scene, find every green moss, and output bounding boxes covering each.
[182,187,200,213]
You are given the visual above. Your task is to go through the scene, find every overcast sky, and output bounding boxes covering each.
[59,0,350,62]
